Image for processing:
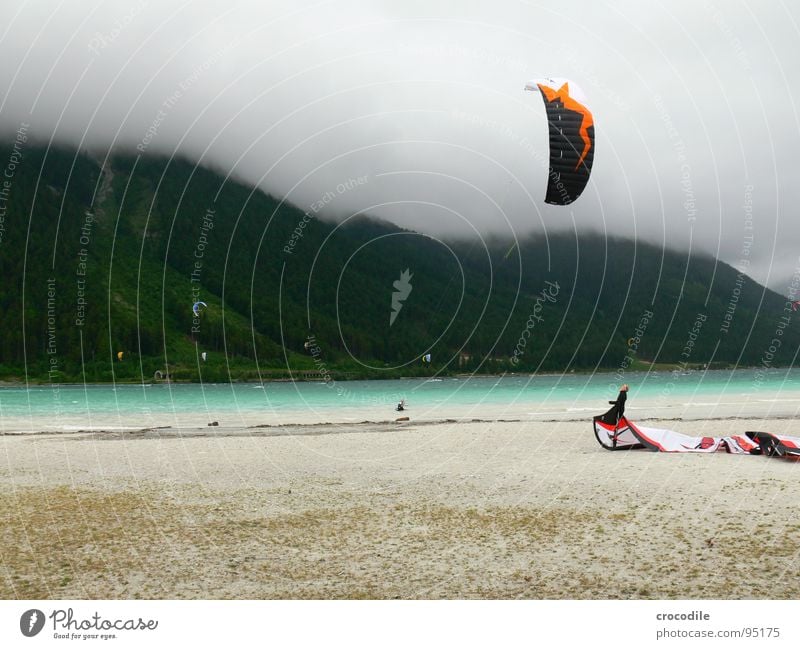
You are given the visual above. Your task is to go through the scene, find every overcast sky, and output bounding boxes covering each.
[1,0,798,289]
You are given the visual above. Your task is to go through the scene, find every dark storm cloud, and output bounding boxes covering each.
[1,0,798,289]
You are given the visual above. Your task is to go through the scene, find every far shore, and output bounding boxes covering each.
[0,362,751,387]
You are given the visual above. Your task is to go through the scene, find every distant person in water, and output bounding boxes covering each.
[608,384,629,421]
[396,399,405,412]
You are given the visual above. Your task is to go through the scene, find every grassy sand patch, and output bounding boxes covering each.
[3,485,798,599]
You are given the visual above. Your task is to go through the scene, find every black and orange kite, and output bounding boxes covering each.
[525,78,595,205]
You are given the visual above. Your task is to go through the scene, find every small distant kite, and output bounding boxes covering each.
[192,301,208,317]
[423,353,432,363]
[792,300,800,312]
[117,351,124,361]
[201,352,207,362]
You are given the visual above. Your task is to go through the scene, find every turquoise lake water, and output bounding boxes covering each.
[2,369,799,430]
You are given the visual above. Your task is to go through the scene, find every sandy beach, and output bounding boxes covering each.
[2,416,799,599]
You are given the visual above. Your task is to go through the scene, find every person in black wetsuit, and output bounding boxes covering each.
[608,384,628,422]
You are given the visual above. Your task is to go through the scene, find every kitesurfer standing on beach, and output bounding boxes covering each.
[609,384,628,421]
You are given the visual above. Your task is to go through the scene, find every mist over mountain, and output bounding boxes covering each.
[1,1,799,290]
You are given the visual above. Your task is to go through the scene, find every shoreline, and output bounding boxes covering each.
[5,410,800,438]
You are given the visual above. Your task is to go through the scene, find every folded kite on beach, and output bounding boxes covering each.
[593,404,800,459]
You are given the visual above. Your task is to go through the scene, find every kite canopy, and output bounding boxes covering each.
[593,403,800,458]
[192,301,208,317]
[525,77,595,205]
[116,351,123,361]
[423,353,432,363]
